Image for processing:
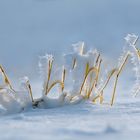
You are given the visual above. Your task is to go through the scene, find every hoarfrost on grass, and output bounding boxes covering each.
[0,33,140,115]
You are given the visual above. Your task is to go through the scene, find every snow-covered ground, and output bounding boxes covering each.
[1,97,140,140]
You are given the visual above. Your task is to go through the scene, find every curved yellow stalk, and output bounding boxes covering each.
[92,68,117,103]
[47,80,64,94]
[79,66,98,95]
[87,59,102,98]
[90,54,101,97]
[101,69,117,92]
[21,78,34,103]
[93,52,129,106]
[110,52,130,106]
[45,60,54,95]
[27,83,34,103]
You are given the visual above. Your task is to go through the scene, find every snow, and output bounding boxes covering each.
[0,98,140,140]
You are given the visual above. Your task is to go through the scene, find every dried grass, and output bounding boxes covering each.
[0,35,140,109]
[0,65,15,92]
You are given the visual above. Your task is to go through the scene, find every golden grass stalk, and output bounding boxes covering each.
[95,59,102,87]
[85,62,90,76]
[110,74,119,106]
[86,55,101,98]
[26,80,34,103]
[79,65,98,96]
[110,52,130,106]
[0,65,15,92]
[45,59,54,95]
[87,71,95,98]
[44,59,66,96]
[87,58,102,99]
[91,54,102,95]
[61,67,66,92]
[87,81,96,99]
[47,80,64,93]
[93,52,129,105]
[102,69,117,92]
[92,94,100,103]
[95,53,100,67]
[46,66,66,95]
[117,53,130,76]
[92,68,117,103]
[72,58,77,69]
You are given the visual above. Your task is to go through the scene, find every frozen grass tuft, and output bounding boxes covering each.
[0,33,139,114]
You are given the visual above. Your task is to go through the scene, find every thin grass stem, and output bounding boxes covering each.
[0,65,15,92]
[45,60,53,95]
[72,58,77,70]
[110,53,129,105]
[47,80,64,93]
[79,66,98,95]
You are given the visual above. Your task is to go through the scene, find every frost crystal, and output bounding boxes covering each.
[41,54,54,62]
[124,34,140,95]
[38,54,54,78]
[72,41,85,55]
[124,34,139,46]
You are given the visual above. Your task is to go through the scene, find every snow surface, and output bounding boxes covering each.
[1,97,140,140]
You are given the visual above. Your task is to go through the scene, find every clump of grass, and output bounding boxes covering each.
[44,55,54,95]
[44,57,65,95]
[0,34,140,113]
[92,68,117,103]
[92,52,130,105]
[79,64,98,97]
